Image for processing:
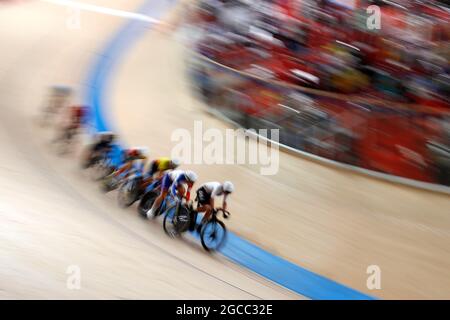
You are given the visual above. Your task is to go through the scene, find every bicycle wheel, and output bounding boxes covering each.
[163,205,180,238]
[81,153,95,169]
[117,178,139,208]
[101,174,119,193]
[56,127,77,155]
[176,206,191,233]
[200,219,227,252]
[91,158,113,181]
[138,191,158,217]
[54,130,71,155]
[163,204,191,238]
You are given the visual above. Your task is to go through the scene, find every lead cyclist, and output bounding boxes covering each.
[195,181,234,233]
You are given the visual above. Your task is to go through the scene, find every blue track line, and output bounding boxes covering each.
[84,0,376,300]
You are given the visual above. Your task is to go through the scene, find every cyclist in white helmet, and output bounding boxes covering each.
[146,169,198,218]
[195,181,234,232]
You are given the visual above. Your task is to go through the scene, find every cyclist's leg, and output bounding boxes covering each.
[66,124,79,142]
[196,205,212,233]
[147,189,167,217]
[147,174,171,217]
[148,160,158,177]
[53,123,71,143]
[90,144,104,161]
[114,161,131,177]
[155,169,165,180]
[142,161,157,188]
[141,174,152,189]
[86,144,109,167]
[176,184,186,198]
[195,187,212,232]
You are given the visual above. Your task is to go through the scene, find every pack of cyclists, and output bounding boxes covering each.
[43,88,235,241]
[87,132,234,233]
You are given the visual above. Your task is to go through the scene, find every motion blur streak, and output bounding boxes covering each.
[42,0,160,23]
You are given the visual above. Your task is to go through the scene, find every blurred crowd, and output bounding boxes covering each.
[186,0,450,185]
[190,0,449,107]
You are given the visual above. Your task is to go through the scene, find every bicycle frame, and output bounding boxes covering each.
[199,208,230,252]
[159,192,179,215]
[143,178,161,194]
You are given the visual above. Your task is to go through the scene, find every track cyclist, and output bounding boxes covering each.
[54,105,89,144]
[195,181,234,232]
[145,157,180,180]
[146,169,198,218]
[82,131,117,169]
[114,147,148,178]
[102,147,148,190]
[41,85,72,125]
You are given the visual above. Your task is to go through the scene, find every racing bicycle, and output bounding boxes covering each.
[199,208,230,252]
[137,179,162,217]
[162,198,193,238]
[117,169,148,208]
[101,163,139,193]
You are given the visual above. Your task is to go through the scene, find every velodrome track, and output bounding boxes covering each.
[0,0,449,299]
[0,0,299,299]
